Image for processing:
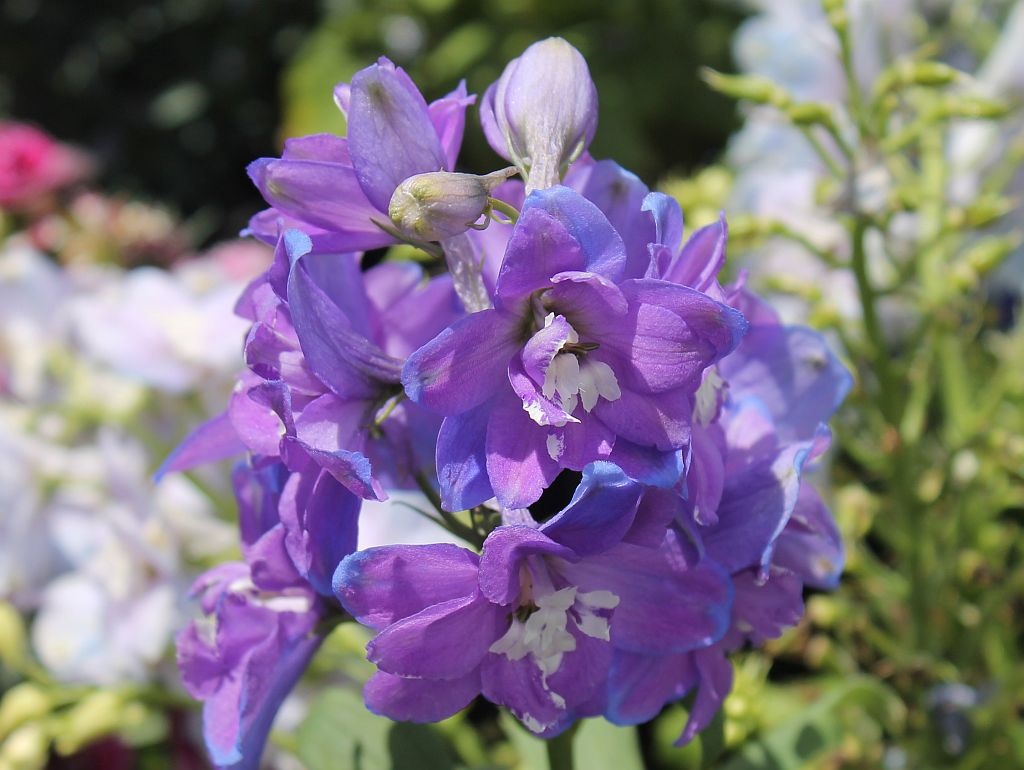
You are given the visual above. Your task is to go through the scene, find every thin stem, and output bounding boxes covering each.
[488,197,520,224]
[413,472,483,548]
[545,724,577,770]
[799,126,846,178]
[439,233,492,313]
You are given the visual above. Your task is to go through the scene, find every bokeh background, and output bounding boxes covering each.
[2,0,1023,769]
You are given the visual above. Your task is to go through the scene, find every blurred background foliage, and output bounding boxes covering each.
[0,0,744,246]
[3,1,1024,769]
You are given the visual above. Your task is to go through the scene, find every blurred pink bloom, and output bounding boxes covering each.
[0,122,91,210]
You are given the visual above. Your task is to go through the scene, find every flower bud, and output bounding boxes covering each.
[0,603,26,672]
[0,684,52,741]
[481,38,598,192]
[388,168,516,241]
[0,722,49,770]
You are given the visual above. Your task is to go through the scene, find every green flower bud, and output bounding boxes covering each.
[0,685,52,741]
[53,691,125,757]
[0,603,26,672]
[701,69,791,108]
[0,722,49,770]
[388,168,517,242]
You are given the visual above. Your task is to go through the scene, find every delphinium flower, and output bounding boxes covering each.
[169,35,851,769]
[176,456,349,769]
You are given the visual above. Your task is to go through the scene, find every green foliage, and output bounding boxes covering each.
[280,0,746,183]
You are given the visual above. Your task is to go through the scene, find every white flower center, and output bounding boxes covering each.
[539,314,621,420]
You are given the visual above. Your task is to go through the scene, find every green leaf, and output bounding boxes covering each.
[296,688,456,770]
[717,677,905,770]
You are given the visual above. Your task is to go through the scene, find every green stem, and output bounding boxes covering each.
[545,724,577,770]
[488,197,520,224]
[413,472,483,548]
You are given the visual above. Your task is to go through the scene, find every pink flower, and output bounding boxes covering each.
[0,122,91,210]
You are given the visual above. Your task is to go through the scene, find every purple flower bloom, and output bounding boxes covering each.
[334,463,731,736]
[178,457,356,769]
[162,228,461,502]
[247,60,473,251]
[403,185,746,510]
[481,38,598,192]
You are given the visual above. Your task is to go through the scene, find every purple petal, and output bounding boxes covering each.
[281,133,351,162]
[246,158,393,250]
[661,214,728,295]
[367,593,502,679]
[520,186,627,282]
[364,670,480,723]
[685,424,726,525]
[719,325,852,443]
[478,525,575,605]
[288,257,402,397]
[435,401,495,511]
[495,206,588,305]
[227,380,286,458]
[606,439,684,488]
[247,524,304,592]
[348,58,447,212]
[402,309,520,415]
[566,159,653,278]
[772,483,844,589]
[233,460,288,550]
[592,379,693,451]
[278,468,360,596]
[724,569,804,648]
[606,650,697,725]
[485,394,562,509]
[539,462,644,556]
[677,648,732,746]
[156,412,243,479]
[599,279,747,394]
[428,81,475,171]
[564,536,733,655]
[481,652,573,737]
[334,543,481,630]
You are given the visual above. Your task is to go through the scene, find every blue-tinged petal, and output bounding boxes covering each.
[719,325,853,443]
[156,411,243,479]
[299,251,374,340]
[364,264,461,357]
[348,58,448,212]
[676,648,732,746]
[247,158,394,249]
[287,257,402,398]
[622,487,682,549]
[364,670,480,723]
[773,483,845,589]
[545,271,629,327]
[402,308,520,415]
[684,424,726,525]
[703,406,815,574]
[641,192,684,255]
[723,569,804,648]
[495,206,588,305]
[606,650,696,725]
[285,435,383,502]
[539,462,643,556]
[435,402,494,511]
[247,524,303,593]
[334,543,481,631]
[520,186,626,282]
[606,438,684,488]
[367,593,502,679]
[227,380,286,458]
[233,460,288,550]
[278,468,360,597]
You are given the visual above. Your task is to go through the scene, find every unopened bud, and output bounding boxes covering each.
[0,722,49,770]
[938,95,1011,120]
[0,685,52,741]
[388,168,517,241]
[786,102,835,127]
[482,38,598,192]
[701,69,791,108]
[0,603,26,672]
[53,690,124,757]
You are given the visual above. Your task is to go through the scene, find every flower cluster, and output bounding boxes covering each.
[170,38,850,768]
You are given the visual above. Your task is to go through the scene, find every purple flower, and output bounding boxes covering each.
[602,226,851,742]
[481,38,598,192]
[334,463,731,736]
[247,59,474,251]
[161,228,461,501]
[178,457,356,768]
[402,185,747,510]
